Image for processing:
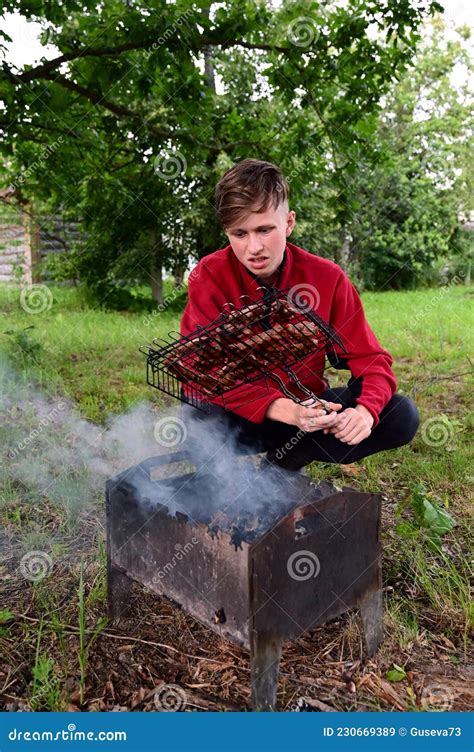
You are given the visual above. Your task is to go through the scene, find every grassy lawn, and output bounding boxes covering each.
[0,282,472,712]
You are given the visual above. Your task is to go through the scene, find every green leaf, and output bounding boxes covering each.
[387,664,407,682]
[409,484,456,540]
[0,608,14,624]
[422,499,455,537]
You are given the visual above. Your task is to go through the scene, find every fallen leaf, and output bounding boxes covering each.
[341,464,362,477]
[437,636,456,651]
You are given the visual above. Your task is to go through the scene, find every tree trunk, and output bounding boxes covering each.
[340,233,351,272]
[464,261,471,286]
[150,228,163,305]
[203,6,216,92]
[174,267,185,287]
[23,203,41,284]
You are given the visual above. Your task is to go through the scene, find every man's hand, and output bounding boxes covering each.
[295,400,345,432]
[266,398,343,431]
[324,404,374,445]
[265,399,374,445]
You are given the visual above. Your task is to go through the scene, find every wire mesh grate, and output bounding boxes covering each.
[140,287,346,412]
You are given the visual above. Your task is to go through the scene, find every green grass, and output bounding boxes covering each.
[1,283,180,421]
[0,281,472,709]
[1,283,472,420]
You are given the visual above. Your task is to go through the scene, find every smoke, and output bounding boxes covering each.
[134,404,314,540]
[1,354,161,509]
[1,354,313,539]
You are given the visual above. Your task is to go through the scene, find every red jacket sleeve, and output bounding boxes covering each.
[329,272,397,425]
[180,263,283,423]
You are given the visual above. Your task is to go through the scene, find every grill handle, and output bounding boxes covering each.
[268,370,333,414]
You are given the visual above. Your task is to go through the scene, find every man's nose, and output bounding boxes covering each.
[247,234,264,253]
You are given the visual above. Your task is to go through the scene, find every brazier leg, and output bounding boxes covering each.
[359,587,384,656]
[250,631,282,711]
[107,563,132,622]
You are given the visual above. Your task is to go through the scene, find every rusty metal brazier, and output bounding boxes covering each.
[106,451,383,711]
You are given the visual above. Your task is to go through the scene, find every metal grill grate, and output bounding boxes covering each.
[140,287,346,412]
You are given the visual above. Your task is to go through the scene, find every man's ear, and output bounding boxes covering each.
[286,210,296,235]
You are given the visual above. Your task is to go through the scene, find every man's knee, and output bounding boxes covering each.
[380,394,419,446]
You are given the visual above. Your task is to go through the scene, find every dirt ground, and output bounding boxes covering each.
[1,496,472,713]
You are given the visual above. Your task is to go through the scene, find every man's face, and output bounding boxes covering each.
[225,202,296,281]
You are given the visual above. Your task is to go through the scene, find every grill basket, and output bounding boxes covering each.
[140,287,346,412]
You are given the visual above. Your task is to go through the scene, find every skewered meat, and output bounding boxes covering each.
[161,295,322,394]
[164,359,217,394]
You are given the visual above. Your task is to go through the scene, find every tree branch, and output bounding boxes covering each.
[3,40,170,83]
[42,73,145,119]
[35,74,206,147]
[22,73,260,153]
[0,120,80,139]
[3,36,291,84]
[201,37,290,54]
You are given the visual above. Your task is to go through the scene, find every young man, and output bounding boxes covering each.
[180,159,419,470]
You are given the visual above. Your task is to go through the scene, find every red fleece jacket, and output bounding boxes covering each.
[180,242,396,426]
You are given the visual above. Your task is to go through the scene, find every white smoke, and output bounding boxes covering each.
[1,354,314,538]
[1,354,161,508]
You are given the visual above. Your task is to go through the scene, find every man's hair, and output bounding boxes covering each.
[214,158,289,229]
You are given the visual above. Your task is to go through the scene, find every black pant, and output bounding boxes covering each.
[181,381,419,472]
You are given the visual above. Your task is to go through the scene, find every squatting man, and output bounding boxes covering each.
[179,159,419,471]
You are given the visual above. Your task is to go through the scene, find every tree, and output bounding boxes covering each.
[0,0,442,304]
[340,18,474,289]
